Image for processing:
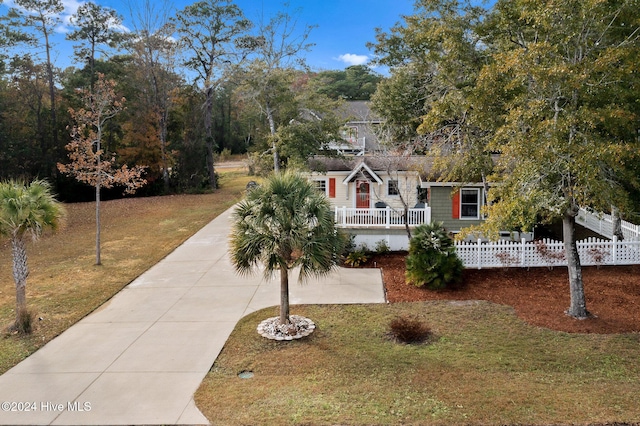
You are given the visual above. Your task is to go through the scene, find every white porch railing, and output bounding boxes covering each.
[577,208,640,240]
[455,236,640,269]
[334,206,431,229]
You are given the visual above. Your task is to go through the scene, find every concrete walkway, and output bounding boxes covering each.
[0,206,386,425]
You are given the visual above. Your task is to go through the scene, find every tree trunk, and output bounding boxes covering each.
[44,28,58,170]
[204,87,218,190]
[11,236,29,326]
[160,112,170,193]
[612,205,624,241]
[266,101,280,172]
[95,180,101,266]
[279,267,290,325]
[563,208,588,319]
[403,205,412,240]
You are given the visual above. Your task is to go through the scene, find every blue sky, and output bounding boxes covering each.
[2,0,417,73]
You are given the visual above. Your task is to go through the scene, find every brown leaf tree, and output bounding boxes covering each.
[58,74,146,265]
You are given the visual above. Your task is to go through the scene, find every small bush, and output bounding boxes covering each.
[339,232,356,257]
[216,148,232,162]
[405,222,464,290]
[344,250,368,267]
[389,315,431,344]
[374,239,390,254]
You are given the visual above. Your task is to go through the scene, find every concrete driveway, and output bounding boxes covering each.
[0,206,386,425]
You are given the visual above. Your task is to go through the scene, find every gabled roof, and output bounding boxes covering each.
[338,101,383,123]
[342,161,384,185]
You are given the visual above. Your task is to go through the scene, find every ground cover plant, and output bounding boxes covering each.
[195,303,640,425]
[0,171,252,374]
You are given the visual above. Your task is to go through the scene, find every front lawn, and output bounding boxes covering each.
[196,302,640,425]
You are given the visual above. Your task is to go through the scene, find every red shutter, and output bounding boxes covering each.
[452,189,460,219]
[329,178,336,198]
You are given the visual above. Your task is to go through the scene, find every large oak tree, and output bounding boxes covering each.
[372,0,640,319]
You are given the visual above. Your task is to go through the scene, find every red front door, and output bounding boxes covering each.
[356,180,370,208]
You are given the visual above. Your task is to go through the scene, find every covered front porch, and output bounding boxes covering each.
[334,205,432,229]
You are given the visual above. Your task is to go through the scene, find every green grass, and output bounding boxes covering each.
[196,302,640,425]
[0,171,253,374]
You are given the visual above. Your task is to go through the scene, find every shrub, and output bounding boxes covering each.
[405,222,464,290]
[344,250,368,267]
[339,232,356,257]
[216,148,232,162]
[374,239,390,254]
[389,315,431,344]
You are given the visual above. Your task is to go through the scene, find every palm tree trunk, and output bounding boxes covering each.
[11,236,29,325]
[563,208,588,318]
[279,267,290,325]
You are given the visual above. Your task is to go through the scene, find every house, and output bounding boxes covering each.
[326,101,383,155]
[308,155,495,250]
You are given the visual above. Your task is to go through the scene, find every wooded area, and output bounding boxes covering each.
[0,0,381,200]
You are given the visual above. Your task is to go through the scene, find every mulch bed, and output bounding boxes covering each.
[365,252,640,334]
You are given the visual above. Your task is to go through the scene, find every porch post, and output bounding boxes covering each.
[386,206,391,229]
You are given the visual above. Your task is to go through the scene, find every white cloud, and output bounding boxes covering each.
[4,0,128,34]
[335,53,369,66]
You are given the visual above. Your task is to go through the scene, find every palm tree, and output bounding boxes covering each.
[0,179,65,333]
[230,172,343,325]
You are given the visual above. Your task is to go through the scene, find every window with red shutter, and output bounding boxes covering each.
[452,189,460,219]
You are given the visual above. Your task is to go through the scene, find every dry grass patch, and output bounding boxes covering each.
[196,302,640,425]
[0,171,253,373]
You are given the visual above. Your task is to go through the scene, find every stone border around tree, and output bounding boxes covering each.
[257,315,316,340]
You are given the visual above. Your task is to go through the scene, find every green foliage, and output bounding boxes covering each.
[275,112,343,165]
[0,179,65,240]
[230,171,344,323]
[311,65,382,100]
[344,250,368,267]
[369,63,432,147]
[216,148,232,163]
[405,222,463,290]
[374,239,390,254]
[229,171,344,280]
[388,315,431,344]
[0,178,64,331]
[245,152,273,177]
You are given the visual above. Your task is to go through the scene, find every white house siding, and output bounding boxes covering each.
[344,228,411,251]
[312,171,419,211]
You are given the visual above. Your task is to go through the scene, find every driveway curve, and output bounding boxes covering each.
[0,206,386,425]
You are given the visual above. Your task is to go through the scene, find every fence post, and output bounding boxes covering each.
[341,206,347,227]
[521,238,526,267]
[612,235,618,265]
[477,238,482,269]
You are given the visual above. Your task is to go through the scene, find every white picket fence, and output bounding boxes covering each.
[455,236,640,269]
[577,208,640,240]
